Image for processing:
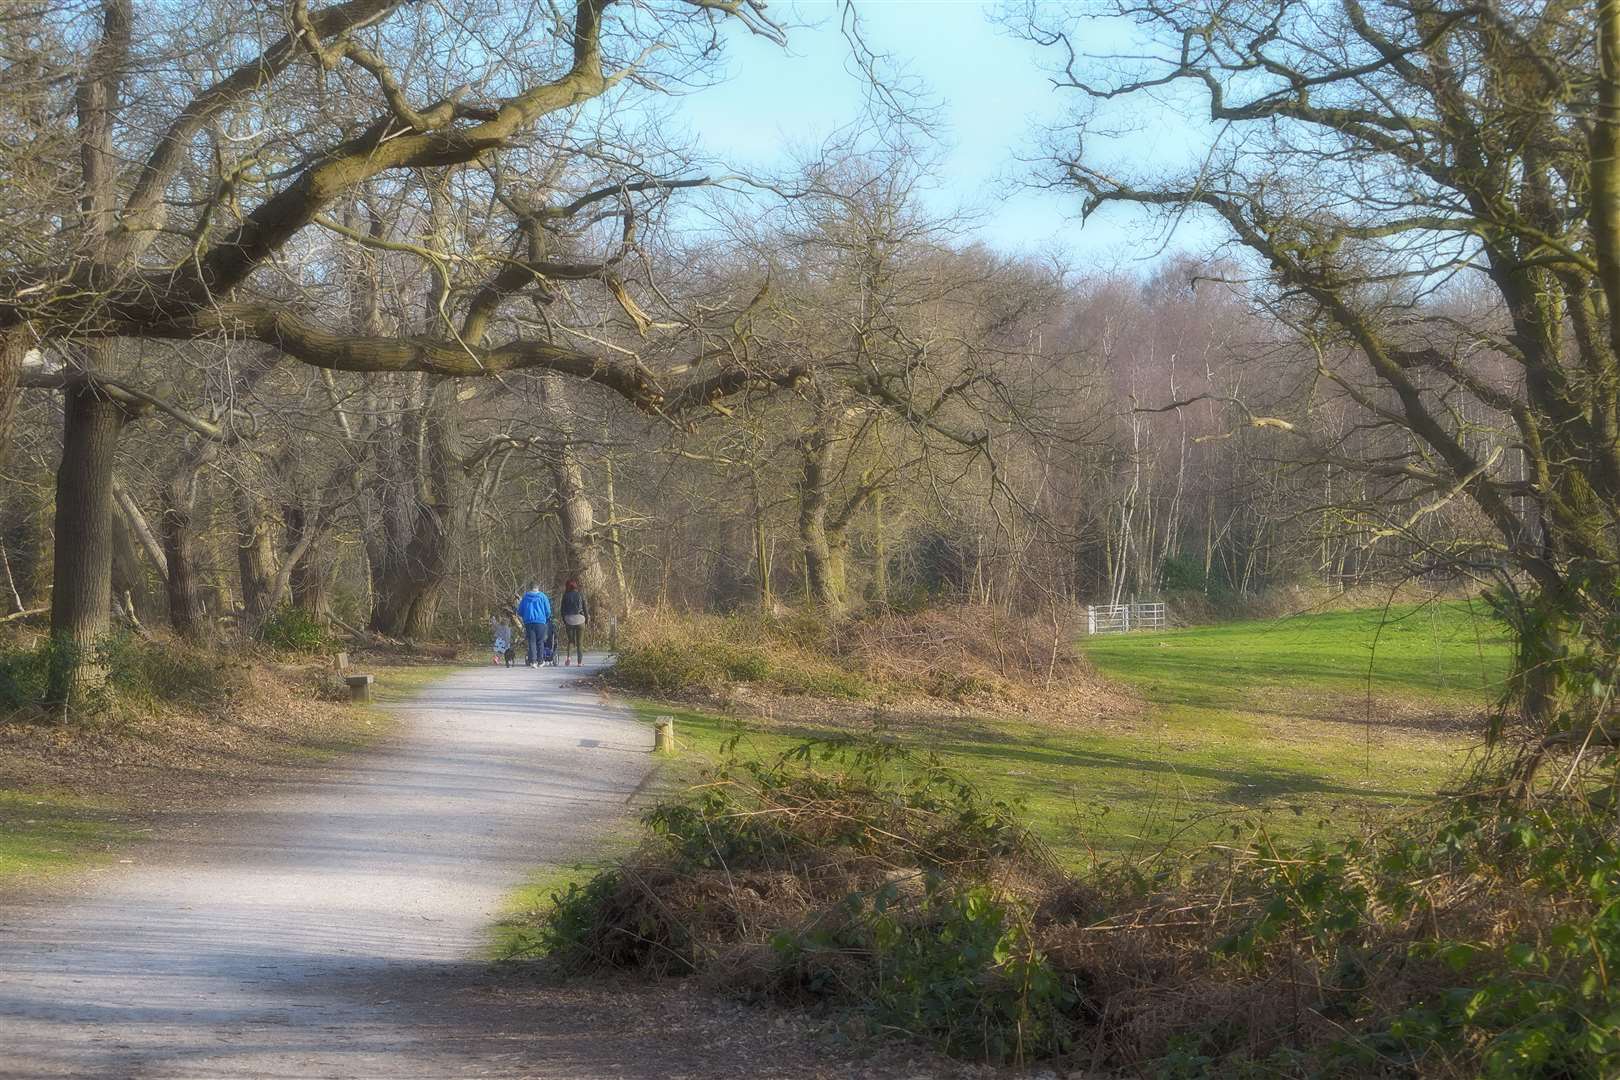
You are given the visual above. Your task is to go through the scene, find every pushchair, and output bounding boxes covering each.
[542,621,558,666]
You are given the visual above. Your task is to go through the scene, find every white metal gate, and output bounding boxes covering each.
[1086,601,1167,634]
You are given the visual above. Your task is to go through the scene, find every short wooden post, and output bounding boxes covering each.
[333,651,350,671]
[654,715,675,754]
[345,673,375,703]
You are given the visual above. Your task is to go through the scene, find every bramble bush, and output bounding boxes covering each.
[521,734,1620,1076]
[610,606,1086,707]
[257,606,330,654]
[521,739,1071,1064]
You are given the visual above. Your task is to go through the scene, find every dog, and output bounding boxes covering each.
[503,644,516,667]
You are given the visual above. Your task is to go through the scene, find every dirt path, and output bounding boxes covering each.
[0,656,676,1078]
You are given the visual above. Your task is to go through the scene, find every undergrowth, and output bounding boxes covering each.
[518,737,1620,1077]
[257,605,331,654]
[610,605,1086,709]
[0,634,245,720]
[519,738,1069,1063]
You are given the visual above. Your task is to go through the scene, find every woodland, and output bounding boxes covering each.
[2,0,1537,708]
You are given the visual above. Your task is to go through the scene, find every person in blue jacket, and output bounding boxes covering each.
[515,582,553,667]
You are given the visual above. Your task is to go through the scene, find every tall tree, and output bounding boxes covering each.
[1022,0,1620,756]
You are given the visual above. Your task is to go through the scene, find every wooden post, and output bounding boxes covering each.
[608,616,618,654]
[654,715,675,754]
[345,673,374,703]
[333,651,350,671]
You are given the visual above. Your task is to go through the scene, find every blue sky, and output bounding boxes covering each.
[669,1,1223,268]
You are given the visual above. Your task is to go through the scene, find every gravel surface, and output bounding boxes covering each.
[0,655,670,1079]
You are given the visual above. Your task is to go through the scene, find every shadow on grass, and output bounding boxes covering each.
[934,738,1425,803]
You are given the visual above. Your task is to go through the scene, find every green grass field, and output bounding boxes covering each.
[1084,599,1508,707]
[631,602,1514,864]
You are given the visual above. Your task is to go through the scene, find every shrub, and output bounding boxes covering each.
[104,636,243,711]
[773,878,1071,1062]
[520,738,1069,1063]
[1,635,241,718]
[522,734,1620,1075]
[1159,554,1211,594]
[258,606,330,654]
[610,605,1083,707]
[0,642,50,711]
[611,612,873,700]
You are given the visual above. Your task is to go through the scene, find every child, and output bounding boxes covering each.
[491,613,513,667]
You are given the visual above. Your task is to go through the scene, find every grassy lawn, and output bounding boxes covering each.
[1083,598,1508,707]
[626,601,1514,865]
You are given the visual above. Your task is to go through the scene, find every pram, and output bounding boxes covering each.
[541,621,558,666]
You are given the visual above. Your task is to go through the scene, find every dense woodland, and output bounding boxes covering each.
[3,236,1445,639]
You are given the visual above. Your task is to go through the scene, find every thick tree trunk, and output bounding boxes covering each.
[161,463,207,639]
[370,551,446,639]
[553,468,612,602]
[236,486,277,633]
[0,325,30,471]
[796,417,860,614]
[799,449,846,613]
[368,379,459,639]
[46,382,126,711]
[287,505,335,624]
[540,375,614,613]
[46,1,133,711]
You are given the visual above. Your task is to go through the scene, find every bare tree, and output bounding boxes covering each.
[1017,0,1620,754]
[1,0,805,708]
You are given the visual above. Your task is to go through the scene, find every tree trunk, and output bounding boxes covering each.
[752,466,773,612]
[602,447,632,612]
[46,381,126,712]
[236,485,277,633]
[796,415,865,614]
[1592,0,1620,354]
[161,462,207,639]
[288,508,335,625]
[0,325,31,472]
[109,510,148,625]
[368,379,459,639]
[540,375,614,612]
[799,424,839,612]
[871,490,890,608]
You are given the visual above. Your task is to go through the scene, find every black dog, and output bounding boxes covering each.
[503,645,516,667]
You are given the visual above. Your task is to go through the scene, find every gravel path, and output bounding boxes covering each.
[0,655,663,1079]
